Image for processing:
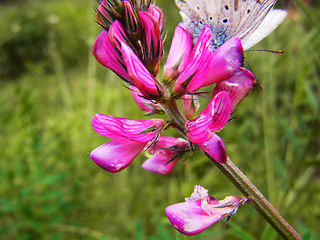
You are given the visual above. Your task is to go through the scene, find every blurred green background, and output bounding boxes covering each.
[0,0,319,239]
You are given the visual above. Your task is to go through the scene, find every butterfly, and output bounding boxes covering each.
[175,0,287,50]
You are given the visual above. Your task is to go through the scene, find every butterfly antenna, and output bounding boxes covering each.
[246,49,284,54]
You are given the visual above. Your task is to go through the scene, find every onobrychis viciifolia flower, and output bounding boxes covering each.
[94,0,164,100]
[89,0,289,237]
[165,185,247,236]
[90,0,257,173]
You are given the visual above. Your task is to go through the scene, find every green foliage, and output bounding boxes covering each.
[0,0,319,239]
[0,0,92,78]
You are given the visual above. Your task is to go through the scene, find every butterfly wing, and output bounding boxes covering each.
[176,0,284,49]
[241,9,287,50]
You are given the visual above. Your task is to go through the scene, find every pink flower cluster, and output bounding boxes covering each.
[90,0,256,236]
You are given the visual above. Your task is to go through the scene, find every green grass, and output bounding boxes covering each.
[0,0,320,239]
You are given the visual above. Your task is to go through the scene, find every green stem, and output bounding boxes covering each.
[160,99,187,134]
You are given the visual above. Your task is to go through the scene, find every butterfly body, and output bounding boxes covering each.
[176,0,287,50]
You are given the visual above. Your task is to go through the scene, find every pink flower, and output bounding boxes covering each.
[202,37,244,87]
[212,67,256,109]
[186,92,231,163]
[142,136,188,174]
[93,20,163,100]
[121,42,163,99]
[93,0,164,88]
[123,1,139,34]
[148,4,165,32]
[90,138,146,173]
[165,185,246,236]
[163,23,193,81]
[168,30,246,96]
[90,113,165,173]
[130,86,161,114]
[138,11,164,75]
[182,94,199,120]
[108,20,132,51]
[92,30,129,81]
[173,25,214,96]
[96,0,113,30]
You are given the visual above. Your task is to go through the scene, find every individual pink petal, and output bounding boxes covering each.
[130,86,161,114]
[148,4,165,31]
[108,20,132,50]
[139,12,161,55]
[186,91,231,140]
[166,200,218,236]
[187,119,227,163]
[90,138,146,173]
[139,11,163,75]
[212,67,256,109]
[163,24,193,80]
[182,94,199,119]
[121,42,163,99]
[92,113,165,143]
[197,131,227,163]
[186,184,210,201]
[92,30,129,81]
[165,185,246,236]
[124,1,139,33]
[96,1,113,28]
[142,137,188,174]
[142,154,179,174]
[200,91,231,132]
[173,25,214,95]
[186,115,212,143]
[202,38,244,87]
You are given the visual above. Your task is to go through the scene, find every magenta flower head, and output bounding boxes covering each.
[94,0,164,77]
[165,185,247,236]
[186,91,231,163]
[96,0,152,31]
[90,113,165,173]
[142,136,189,174]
